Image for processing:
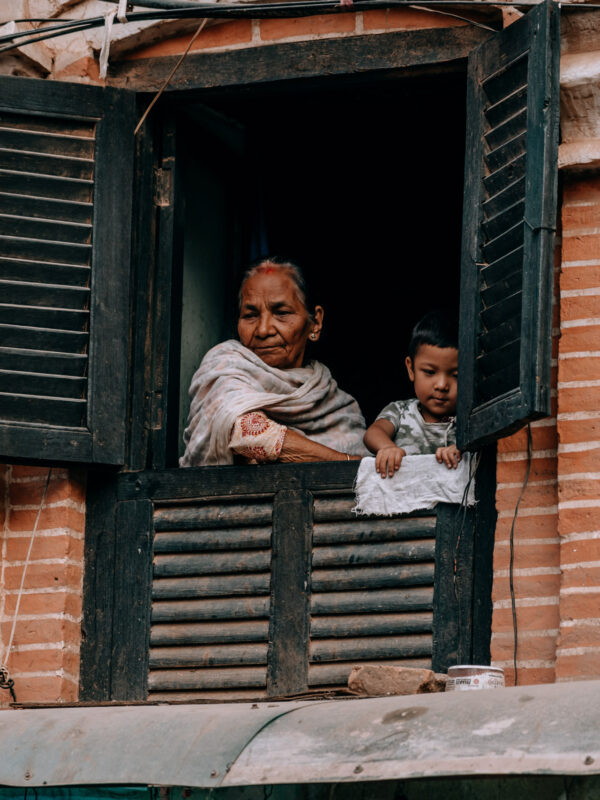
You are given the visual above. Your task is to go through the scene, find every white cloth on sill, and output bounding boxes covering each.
[353,452,476,516]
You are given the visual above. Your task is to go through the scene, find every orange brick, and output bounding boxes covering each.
[9,675,66,704]
[9,477,83,507]
[3,562,82,591]
[493,543,560,572]
[561,538,600,566]
[127,20,253,59]
[8,506,85,533]
[260,13,355,41]
[563,175,600,206]
[496,482,558,511]
[559,478,600,504]
[559,624,600,650]
[362,8,465,30]
[492,633,557,662]
[559,356,600,383]
[494,514,559,542]
[558,387,600,414]
[562,203,600,229]
[3,591,82,618]
[562,233,600,262]
[560,592,600,619]
[558,417,600,444]
[499,666,555,685]
[559,446,600,474]
[561,565,600,589]
[492,604,560,633]
[561,295,600,322]
[5,534,83,562]
[10,466,56,479]
[192,19,254,50]
[559,323,600,353]
[1,618,80,648]
[6,649,79,675]
[497,425,558,454]
[559,508,600,536]
[62,681,79,702]
[497,457,557,484]
[556,653,600,680]
[492,573,560,601]
[560,266,600,292]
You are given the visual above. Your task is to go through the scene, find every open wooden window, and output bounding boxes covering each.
[0,77,135,464]
[457,0,560,451]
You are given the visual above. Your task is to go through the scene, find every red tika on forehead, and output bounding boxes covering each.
[261,265,276,274]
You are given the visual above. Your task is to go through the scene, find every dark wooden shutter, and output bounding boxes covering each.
[149,497,273,700]
[457,0,560,451]
[82,463,497,701]
[309,494,434,689]
[0,77,135,464]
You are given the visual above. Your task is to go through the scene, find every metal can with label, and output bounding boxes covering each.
[445,665,505,691]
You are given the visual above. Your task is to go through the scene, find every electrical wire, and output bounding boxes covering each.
[0,0,550,56]
[134,17,209,134]
[0,468,53,705]
[509,423,532,687]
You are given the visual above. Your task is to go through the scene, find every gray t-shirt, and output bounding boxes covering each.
[376,398,456,455]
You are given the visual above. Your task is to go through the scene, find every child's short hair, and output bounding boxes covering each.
[408,310,459,361]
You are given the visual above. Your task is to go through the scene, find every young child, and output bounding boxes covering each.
[364,310,461,478]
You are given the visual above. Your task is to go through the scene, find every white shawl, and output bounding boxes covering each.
[180,340,367,466]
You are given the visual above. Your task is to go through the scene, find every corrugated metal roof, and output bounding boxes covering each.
[1,681,599,788]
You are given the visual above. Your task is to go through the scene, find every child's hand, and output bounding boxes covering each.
[436,444,461,469]
[376,446,406,478]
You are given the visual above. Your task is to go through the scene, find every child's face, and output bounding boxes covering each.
[405,344,458,423]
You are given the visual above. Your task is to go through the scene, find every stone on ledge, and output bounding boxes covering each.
[348,665,446,696]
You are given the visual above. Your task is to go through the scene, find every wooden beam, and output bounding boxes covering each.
[267,489,312,696]
[108,27,491,92]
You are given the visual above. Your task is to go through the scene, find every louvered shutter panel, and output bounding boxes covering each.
[457,0,560,451]
[0,77,135,464]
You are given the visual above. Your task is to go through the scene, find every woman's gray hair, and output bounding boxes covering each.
[238,258,316,322]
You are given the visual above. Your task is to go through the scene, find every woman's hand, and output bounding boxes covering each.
[278,428,359,463]
[376,446,406,478]
[436,444,461,469]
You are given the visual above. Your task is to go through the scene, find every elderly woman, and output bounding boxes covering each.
[180,259,366,466]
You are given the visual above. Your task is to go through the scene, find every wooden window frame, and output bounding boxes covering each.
[81,25,503,702]
[120,25,494,472]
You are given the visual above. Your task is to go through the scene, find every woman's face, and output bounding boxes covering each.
[238,270,323,369]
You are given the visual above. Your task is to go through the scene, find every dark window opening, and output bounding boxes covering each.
[171,71,467,464]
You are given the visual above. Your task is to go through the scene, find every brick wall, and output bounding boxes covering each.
[0,465,85,706]
[490,246,561,686]
[122,8,466,63]
[490,173,600,686]
[555,174,600,681]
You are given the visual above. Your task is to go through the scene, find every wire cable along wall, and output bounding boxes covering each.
[1,0,585,57]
